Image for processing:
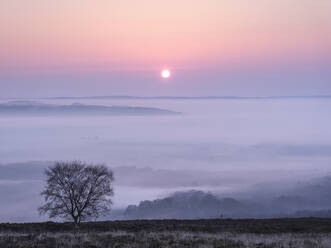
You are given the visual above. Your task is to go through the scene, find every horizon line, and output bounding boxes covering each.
[2,95,331,100]
[43,95,331,100]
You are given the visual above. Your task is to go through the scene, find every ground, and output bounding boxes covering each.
[1,218,331,247]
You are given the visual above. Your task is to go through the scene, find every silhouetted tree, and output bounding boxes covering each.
[39,161,114,228]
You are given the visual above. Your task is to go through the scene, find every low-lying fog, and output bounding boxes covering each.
[1,97,331,222]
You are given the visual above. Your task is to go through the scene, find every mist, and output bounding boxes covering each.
[0,97,331,222]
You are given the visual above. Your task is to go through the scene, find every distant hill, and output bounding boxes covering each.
[123,190,246,219]
[0,101,180,116]
[122,178,331,219]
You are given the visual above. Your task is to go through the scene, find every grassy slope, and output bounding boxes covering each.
[1,218,331,234]
[1,218,331,248]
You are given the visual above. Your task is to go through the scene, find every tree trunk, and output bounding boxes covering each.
[73,217,80,235]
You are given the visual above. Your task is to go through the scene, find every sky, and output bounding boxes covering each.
[0,0,331,98]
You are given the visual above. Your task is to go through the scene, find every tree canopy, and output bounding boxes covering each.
[39,161,114,226]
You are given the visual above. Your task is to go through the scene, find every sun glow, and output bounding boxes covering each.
[161,69,171,78]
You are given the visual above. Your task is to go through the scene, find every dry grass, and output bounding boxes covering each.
[2,219,331,247]
[1,231,331,248]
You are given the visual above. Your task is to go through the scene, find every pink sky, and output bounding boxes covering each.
[0,0,330,97]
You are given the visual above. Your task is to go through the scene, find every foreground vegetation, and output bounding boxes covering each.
[1,218,331,247]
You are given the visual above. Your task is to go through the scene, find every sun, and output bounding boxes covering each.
[161,69,171,78]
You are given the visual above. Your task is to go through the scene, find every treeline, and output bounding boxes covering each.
[122,190,331,220]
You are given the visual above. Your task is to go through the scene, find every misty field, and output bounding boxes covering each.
[1,218,331,248]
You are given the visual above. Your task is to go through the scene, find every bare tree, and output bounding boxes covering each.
[39,161,114,228]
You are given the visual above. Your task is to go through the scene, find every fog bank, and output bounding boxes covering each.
[0,98,331,222]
